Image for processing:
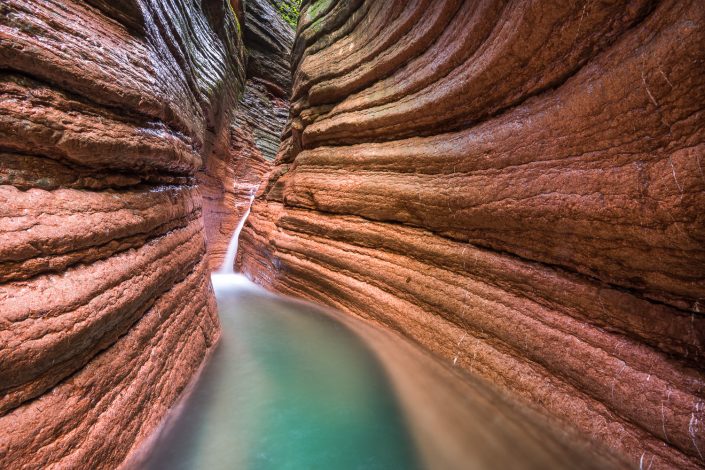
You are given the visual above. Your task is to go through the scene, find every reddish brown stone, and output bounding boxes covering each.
[2,0,704,468]
[199,0,291,270]
[200,79,288,271]
[241,1,705,468]
[0,0,245,467]
[0,260,219,470]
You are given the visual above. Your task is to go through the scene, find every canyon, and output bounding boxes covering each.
[1,0,704,469]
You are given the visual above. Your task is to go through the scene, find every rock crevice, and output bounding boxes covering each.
[1,0,703,468]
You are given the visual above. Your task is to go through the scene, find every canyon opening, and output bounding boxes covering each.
[0,0,703,469]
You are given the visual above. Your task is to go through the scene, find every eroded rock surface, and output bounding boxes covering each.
[0,0,244,467]
[204,0,293,271]
[240,1,705,468]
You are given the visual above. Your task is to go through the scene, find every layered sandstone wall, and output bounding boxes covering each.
[203,0,292,271]
[0,1,245,467]
[240,1,705,468]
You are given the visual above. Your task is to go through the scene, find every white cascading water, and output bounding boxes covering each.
[219,190,257,274]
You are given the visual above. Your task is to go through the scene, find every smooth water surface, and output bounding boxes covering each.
[143,274,421,470]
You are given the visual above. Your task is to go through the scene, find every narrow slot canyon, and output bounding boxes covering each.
[0,1,703,469]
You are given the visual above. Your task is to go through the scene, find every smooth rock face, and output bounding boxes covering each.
[240,1,705,468]
[0,0,244,467]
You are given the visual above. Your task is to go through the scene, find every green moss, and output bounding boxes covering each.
[307,0,332,19]
[276,0,302,28]
[226,1,242,35]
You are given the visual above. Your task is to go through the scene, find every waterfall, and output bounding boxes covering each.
[219,190,257,274]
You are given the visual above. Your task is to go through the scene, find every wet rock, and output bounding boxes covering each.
[0,0,244,467]
[244,0,295,96]
[240,1,705,468]
[202,0,292,271]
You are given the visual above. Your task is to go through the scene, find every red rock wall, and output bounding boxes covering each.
[202,0,293,271]
[240,1,705,468]
[0,1,245,467]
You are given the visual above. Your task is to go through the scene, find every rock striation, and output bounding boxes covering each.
[239,1,705,468]
[0,0,244,467]
[202,0,293,271]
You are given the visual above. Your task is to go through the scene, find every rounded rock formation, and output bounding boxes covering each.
[239,1,705,468]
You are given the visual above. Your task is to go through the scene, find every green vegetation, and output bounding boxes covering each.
[227,1,241,34]
[277,0,303,28]
[306,0,331,19]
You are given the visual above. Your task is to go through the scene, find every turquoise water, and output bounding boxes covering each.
[142,274,422,470]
